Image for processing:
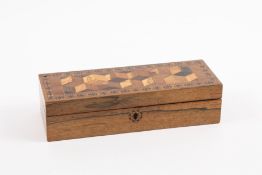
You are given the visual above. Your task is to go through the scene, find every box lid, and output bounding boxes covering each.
[39,59,222,116]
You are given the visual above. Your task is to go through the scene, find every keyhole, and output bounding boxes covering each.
[129,111,142,123]
[133,113,138,120]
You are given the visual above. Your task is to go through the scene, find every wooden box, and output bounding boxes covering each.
[39,60,222,141]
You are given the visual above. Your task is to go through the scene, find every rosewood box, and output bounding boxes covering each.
[39,60,223,141]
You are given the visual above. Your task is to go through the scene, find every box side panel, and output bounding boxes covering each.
[39,82,48,138]
[46,84,222,116]
[46,99,221,141]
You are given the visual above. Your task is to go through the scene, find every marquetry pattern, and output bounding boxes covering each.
[40,60,223,100]
[59,65,198,93]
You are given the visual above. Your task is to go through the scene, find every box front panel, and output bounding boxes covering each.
[46,99,221,141]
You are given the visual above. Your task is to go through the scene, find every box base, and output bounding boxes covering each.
[46,99,221,141]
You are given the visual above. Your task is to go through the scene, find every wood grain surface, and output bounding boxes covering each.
[39,59,223,141]
[46,99,221,141]
[45,85,222,116]
[39,60,222,116]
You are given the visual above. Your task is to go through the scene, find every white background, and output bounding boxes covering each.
[0,0,262,174]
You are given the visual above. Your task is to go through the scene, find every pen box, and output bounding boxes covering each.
[39,59,222,141]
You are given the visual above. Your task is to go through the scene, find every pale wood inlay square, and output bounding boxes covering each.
[61,76,73,85]
[186,73,197,82]
[83,74,111,84]
[170,66,181,75]
[120,80,132,88]
[75,83,87,93]
[142,77,154,86]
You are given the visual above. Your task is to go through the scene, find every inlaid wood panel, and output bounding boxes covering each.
[39,60,221,102]
[39,59,223,141]
[39,60,222,116]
